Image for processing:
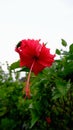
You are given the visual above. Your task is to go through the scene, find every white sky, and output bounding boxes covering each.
[0,0,73,67]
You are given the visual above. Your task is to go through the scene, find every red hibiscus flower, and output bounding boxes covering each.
[15,39,55,98]
[15,39,55,75]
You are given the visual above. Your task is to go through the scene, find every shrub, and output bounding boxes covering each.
[0,39,73,130]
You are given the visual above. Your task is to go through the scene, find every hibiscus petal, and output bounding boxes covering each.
[32,61,45,75]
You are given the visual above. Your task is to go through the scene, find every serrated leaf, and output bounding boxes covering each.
[61,39,67,47]
[55,49,61,55]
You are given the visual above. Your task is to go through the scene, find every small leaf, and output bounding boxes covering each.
[55,49,61,55]
[30,116,39,128]
[10,60,29,72]
[18,67,29,72]
[69,43,73,53]
[10,60,20,70]
[61,39,67,47]
[30,110,39,128]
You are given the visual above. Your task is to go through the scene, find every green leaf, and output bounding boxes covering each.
[55,49,61,55]
[69,43,73,53]
[61,39,67,47]
[0,107,7,117]
[10,60,20,70]
[52,80,70,100]
[18,67,29,72]
[10,60,29,72]
[30,110,39,128]
[52,90,61,100]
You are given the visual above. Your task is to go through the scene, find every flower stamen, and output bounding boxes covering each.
[23,61,35,99]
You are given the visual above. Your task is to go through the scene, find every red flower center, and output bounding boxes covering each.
[33,55,39,60]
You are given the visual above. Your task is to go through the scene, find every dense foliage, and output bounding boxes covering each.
[0,39,73,130]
